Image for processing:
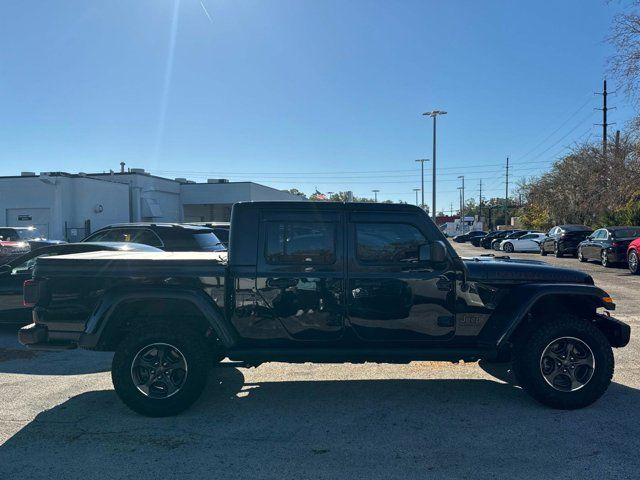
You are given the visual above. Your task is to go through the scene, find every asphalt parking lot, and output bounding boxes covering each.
[0,243,638,479]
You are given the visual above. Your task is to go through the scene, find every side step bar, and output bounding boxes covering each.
[226,347,496,365]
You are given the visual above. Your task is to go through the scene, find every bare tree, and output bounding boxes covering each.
[608,2,640,101]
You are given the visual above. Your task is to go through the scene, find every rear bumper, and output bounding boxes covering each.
[558,240,581,253]
[18,323,78,350]
[606,247,628,263]
[18,308,83,350]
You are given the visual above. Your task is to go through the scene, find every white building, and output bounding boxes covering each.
[0,170,305,241]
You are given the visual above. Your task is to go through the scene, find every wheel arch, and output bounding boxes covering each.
[79,288,238,351]
[480,285,625,359]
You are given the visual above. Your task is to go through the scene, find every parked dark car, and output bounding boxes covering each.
[19,202,629,416]
[0,240,31,264]
[470,233,489,247]
[0,226,65,250]
[0,242,161,324]
[540,225,593,258]
[577,226,640,267]
[185,222,230,248]
[479,230,519,249]
[82,223,226,252]
[452,231,487,243]
[490,230,527,250]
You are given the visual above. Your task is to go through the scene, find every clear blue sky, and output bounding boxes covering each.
[0,0,635,212]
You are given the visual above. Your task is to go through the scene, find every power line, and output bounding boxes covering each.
[513,94,594,162]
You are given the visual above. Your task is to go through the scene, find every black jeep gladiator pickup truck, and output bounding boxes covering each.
[19,202,630,416]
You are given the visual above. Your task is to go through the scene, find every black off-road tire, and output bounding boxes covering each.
[112,323,210,417]
[512,315,614,410]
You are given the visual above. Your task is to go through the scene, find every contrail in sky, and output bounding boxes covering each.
[200,0,213,23]
[154,0,181,165]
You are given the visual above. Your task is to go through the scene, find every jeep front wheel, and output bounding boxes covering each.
[112,324,209,417]
[513,315,613,409]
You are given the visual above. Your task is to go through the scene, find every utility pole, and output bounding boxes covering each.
[504,156,509,227]
[372,189,380,202]
[450,202,453,217]
[414,159,429,210]
[413,188,420,206]
[422,110,447,222]
[458,175,465,234]
[479,179,483,222]
[596,79,615,157]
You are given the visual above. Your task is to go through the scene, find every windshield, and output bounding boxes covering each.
[192,232,226,251]
[17,228,43,240]
[213,228,229,243]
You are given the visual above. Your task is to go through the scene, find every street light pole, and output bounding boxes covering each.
[414,159,429,211]
[458,175,465,234]
[413,188,420,206]
[423,110,447,222]
[372,189,380,202]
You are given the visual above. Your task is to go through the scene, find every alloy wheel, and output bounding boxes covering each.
[630,251,639,274]
[131,343,188,399]
[539,336,595,392]
[601,250,609,267]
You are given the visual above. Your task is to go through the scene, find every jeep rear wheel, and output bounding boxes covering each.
[112,324,210,417]
[513,315,613,409]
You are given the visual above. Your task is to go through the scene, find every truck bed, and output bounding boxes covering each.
[34,251,228,277]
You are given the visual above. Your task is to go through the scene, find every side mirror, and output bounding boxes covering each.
[419,241,447,263]
[0,264,12,276]
[586,236,593,241]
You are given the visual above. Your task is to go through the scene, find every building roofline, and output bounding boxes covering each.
[0,172,130,184]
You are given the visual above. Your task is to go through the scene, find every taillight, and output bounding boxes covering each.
[612,242,622,247]
[23,279,38,307]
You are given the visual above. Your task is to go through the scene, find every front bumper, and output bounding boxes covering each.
[594,313,631,348]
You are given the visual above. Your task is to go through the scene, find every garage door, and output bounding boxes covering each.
[6,208,51,238]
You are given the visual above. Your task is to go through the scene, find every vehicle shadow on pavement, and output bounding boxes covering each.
[0,324,111,375]
[2,366,640,479]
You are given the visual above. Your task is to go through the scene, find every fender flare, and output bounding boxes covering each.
[477,283,614,350]
[79,287,238,349]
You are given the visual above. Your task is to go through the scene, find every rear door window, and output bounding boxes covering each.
[131,229,164,247]
[355,223,426,264]
[265,222,336,264]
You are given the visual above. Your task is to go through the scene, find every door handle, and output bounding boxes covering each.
[351,287,370,298]
[266,278,298,289]
[436,277,453,292]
